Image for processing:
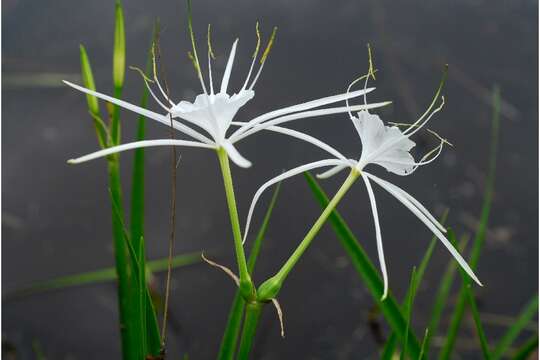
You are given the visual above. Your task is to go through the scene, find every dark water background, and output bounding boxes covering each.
[2,0,538,358]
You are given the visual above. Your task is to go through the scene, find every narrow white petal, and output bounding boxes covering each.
[68,139,215,164]
[316,164,349,179]
[230,122,347,160]
[222,141,252,168]
[363,172,446,233]
[231,102,391,143]
[63,81,214,144]
[361,175,389,300]
[364,172,482,286]
[243,159,346,245]
[230,88,377,139]
[220,39,239,94]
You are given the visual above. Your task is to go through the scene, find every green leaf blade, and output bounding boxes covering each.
[304,172,422,359]
[492,295,539,360]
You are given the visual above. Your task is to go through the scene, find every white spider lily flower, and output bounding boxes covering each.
[64,21,388,168]
[243,69,482,300]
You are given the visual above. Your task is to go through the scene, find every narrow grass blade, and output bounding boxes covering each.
[438,86,501,360]
[79,45,108,148]
[304,172,422,359]
[424,234,469,356]
[382,211,446,358]
[218,184,281,360]
[448,229,491,360]
[400,267,417,360]
[465,283,491,359]
[4,252,202,299]
[381,334,398,360]
[511,334,538,360]
[112,193,144,360]
[130,36,153,267]
[419,328,429,360]
[492,296,539,360]
[129,26,163,356]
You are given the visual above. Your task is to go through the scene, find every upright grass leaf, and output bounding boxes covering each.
[438,86,501,360]
[381,211,446,359]
[424,234,469,356]
[304,172,422,359]
[448,229,491,359]
[111,0,125,145]
[218,184,281,360]
[492,295,539,360]
[400,267,417,360]
[128,25,163,357]
[465,284,491,359]
[419,329,429,360]
[512,334,539,360]
[130,34,153,270]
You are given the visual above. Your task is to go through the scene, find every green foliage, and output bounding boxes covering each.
[424,234,469,356]
[382,211,445,359]
[438,86,501,360]
[304,172,422,359]
[492,296,539,360]
[512,334,539,360]
[400,267,417,360]
[218,184,281,360]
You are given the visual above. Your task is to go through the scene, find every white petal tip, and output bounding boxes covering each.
[67,159,77,164]
[380,292,388,301]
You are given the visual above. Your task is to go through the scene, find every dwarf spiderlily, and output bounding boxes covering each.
[249,64,482,302]
[64,2,390,301]
[64,11,387,167]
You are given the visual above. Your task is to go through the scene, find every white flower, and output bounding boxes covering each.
[64,24,388,167]
[243,72,482,299]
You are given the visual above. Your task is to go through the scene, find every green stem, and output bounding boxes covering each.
[237,301,264,360]
[216,148,254,299]
[258,169,359,300]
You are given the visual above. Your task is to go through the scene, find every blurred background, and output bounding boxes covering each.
[2,0,538,358]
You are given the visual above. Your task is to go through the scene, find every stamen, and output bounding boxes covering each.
[405,95,446,138]
[403,65,448,135]
[129,66,171,112]
[345,72,375,119]
[362,43,376,106]
[150,42,174,106]
[187,0,208,95]
[248,26,278,90]
[207,24,215,95]
[207,24,216,60]
[388,121,453,147]
[242,21,262,90]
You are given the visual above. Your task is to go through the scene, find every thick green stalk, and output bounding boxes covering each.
[258,169,359,300]
[237,302,264,360]
[216,148,255,299]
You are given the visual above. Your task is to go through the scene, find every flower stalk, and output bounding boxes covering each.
[258,169,360,301]
[217,147,256,300]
